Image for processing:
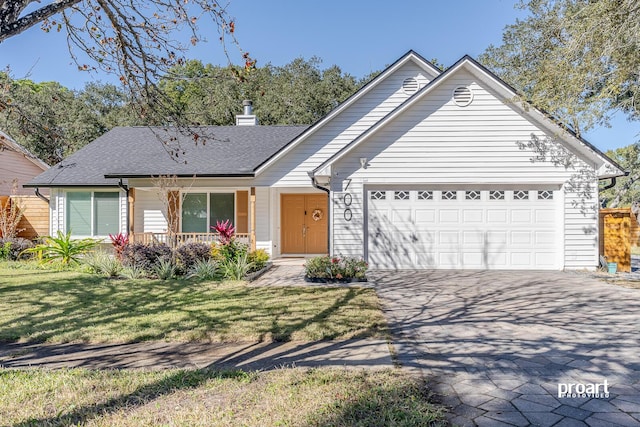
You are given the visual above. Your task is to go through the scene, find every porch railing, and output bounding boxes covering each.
[130,232,250,248]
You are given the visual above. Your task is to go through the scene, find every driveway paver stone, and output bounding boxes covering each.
[373,270,640,426]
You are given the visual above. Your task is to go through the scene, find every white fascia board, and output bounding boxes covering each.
[254,51,441,176]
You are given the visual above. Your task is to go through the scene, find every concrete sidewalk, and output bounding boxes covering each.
[0,339,393,371]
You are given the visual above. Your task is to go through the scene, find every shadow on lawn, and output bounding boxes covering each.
[10,369,243,427]
[0,269,384,344]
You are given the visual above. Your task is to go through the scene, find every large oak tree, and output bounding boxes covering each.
[481,0,640,207]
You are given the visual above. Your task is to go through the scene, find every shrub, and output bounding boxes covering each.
[219,240,249,263]
[108,233,129,260]
[304,255,368,280]
[82,251,111,274]
[187,259,220,281]
[121,243,172,272]
[22,231,97,265]
[220,252,254,280]
[0,188,25,239]
[175,242,211,273]
[212,219,235,245]
[0,238,34,261]
[153,258,177,280]
[121,264,147,280]
[100,255,123,278]
[247,248,270,272]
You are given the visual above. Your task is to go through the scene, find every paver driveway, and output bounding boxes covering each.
[373,270,640,427]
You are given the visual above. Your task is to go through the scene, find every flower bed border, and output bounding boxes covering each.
[304,276,368,283]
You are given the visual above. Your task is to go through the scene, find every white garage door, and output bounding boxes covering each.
[367,189,559,270]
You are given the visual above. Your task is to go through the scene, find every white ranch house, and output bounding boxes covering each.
[26,51,625,270]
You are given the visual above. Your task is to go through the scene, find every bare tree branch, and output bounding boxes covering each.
[0,0,81,42]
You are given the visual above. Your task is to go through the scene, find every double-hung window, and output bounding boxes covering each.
[181,193,235,232]
[66,191,120,236]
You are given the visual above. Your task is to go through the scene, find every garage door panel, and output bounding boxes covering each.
[462,252,484,267]
[535,231,556,244]
[439,210,459,222]
[488,252,508,267]
[439,252,460,267]
[511,231,532,245]
[392,209,412,223]
[487,209,507,223]
[367,189,559,270]
[535,252,556,267]
[463,231,483,244]
[535,209,555,223]
[510,252,532,266]
[463,209,483,222]
[439,231,459,244]
[487,231,507,244]
[511,210,531,222]
[415,209,436,223]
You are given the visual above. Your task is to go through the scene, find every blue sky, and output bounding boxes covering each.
[0,0,637,152]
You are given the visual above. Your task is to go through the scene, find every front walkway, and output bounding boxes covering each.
[374,270,640,427]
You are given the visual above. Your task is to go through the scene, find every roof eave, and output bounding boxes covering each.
[104,173,255,179]
[23,183,120,188]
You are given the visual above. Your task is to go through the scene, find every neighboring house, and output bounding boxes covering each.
[26,51,625,270]
[0,131,49,196]
[0,131,50,238]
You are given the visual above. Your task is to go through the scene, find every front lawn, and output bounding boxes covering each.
[0,263,387,343]
[0,367,446,426]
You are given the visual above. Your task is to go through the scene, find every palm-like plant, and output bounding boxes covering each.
[23,230,97,265]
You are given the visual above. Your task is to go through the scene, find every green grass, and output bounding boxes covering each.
[0,367,446,426]
[0,262,387,343]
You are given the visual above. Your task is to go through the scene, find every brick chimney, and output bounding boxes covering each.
[236,100,258,126]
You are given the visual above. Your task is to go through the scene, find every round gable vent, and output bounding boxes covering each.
[402,77,419,94]
[452,86,474,107]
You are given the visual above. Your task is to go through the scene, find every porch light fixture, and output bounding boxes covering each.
[360,157,368,169]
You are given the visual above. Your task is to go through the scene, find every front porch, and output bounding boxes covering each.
[127,185,329,256]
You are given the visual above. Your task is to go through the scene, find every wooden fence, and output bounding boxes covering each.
[0,195,49,239]
[599,208,639,272]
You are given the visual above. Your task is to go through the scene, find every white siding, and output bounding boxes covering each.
[120,190,128,234]
[50,189,63,235]
[0,150,47,196]
[255,187,272,255]
[256,62,433,187]
[331,70,599,269]
[563,180,599,269]
[134,189,168,233]
[332,181,365,258]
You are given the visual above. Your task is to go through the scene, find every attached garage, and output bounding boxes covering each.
[366,188,561,269]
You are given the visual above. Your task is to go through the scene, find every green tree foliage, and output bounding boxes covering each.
[159,57,363,126]
[1,57,370,162]
[481,0,639,206]
[480,0,639,136]
[0,73,138,163]
[600,144,640,208]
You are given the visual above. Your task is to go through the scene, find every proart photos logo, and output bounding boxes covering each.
[557,379,610,399]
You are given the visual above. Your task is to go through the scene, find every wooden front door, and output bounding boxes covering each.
[281,194,328,254]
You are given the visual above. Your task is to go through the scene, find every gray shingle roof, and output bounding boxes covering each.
[26,125,308,187]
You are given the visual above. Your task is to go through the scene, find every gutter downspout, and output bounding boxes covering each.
[309,173,331,255]
[117,179,129,234]
[600,177,617,191]
[34,188,49,204]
